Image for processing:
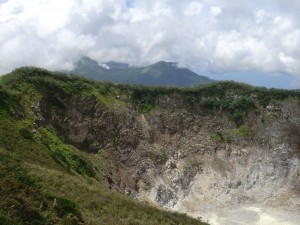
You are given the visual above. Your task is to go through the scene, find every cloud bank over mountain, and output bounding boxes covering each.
[1,0,300,86]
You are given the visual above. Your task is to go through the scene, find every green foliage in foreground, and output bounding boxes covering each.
[0,152,83,225]
[44,193,82,219]
[83,190,207,225]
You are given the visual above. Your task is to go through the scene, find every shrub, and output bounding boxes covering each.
[49,196,82,219]
[211,132,224,142]
[132,88,158,113]
[232,125,253,138]
[229,112,244,126]
[19,128,33,140]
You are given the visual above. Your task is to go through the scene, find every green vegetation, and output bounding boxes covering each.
[39,127,96,177]
[44,194,82,220]
[0,151,83,225]
[186,81,300,126]
[0,67,208,225]
[211,132,224,142]
[212,125,254,143]
[0,101,95,178]
[19,127,34,140]
[132,87,159,113]
[231,125,253,138]
[261,113,280,123]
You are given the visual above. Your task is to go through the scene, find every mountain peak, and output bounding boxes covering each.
[71,57,214,87]
[105,61,129,69]
[152,61,177,67]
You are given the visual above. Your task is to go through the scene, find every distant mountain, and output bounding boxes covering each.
[69,56,214,87]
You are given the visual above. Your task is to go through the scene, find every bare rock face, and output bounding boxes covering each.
[36,91,300,225]
[143,104,300,225]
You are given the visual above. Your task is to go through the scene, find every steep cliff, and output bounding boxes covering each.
[1,67,299,225]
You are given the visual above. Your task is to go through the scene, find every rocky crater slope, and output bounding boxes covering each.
[1,67,300,225]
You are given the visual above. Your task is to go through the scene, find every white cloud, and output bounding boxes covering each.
[100,63,110,70]
[183,2,203,16]
[279,52,300,74]
[210,6,222,17]
[254,9,266,24]
[0,0,300,85]
[176,62,188,69]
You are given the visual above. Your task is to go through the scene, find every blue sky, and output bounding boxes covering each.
[209,71,295,89]
[126,0,134,8]
[1,0,300,89]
